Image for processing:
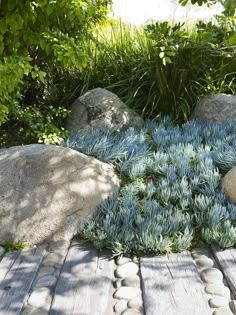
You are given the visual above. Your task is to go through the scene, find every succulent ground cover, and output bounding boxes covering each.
[66,118,236,256]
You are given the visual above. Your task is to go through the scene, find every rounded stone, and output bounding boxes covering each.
[229,300,236,314]
[28,287,51,308]
[195,257,214,269]
[35,275,57,288]
[213,306,234,315]
[114,300,127,313]
[209,296,229,308]
[205,284,231,298]
[43,253,64,267]
[0,246,5,256]
[116,262,139,278]
[122,276,140,287]
[128,297,143,309]
[201,268,224,284]
[191,248,209,259]
[49,240,70,251]
[116,257,132,266]
[114,287,141,300]
[21,306,48,315]
[122,309,142,315]
[37,266,55,278]
[114,279,122,289]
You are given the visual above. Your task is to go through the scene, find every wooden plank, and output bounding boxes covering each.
[140,251,212,315]
[50,240,114,315]
[0,246,46,315]
[211,245,236,298]
[0,251,19,282]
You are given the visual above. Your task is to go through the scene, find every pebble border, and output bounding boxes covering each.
[113,256,144,315]
[21,240,71,314]
[191,247,236,315]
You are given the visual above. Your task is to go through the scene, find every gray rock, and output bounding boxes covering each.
[114,287,141,300]
[28,287,51,308]
[222,167,236,204]
[35,275,57,288]
[122,275,140,287]
[114,300,128,314]
[65,88,143,134]
[37,266,55,278]
[43,253,64,267]
[0,144,119,244]
[213,307,234,315]
[209,296,229,308]
[116,257,132,266]
[128,297,143,309]
[191,94,236,123]
[205,284,231,298]
[201,268,224,284]
[191,247,209,259]
[116,262,139,278]
[195,257,214,269]
[122,309,142,315]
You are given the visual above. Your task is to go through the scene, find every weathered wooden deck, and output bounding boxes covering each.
[0,240,235,315]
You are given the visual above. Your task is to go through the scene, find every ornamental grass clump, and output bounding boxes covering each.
[66,118,236,256]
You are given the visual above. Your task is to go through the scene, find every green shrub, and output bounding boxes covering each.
[72,16,236,122]
[0,0,111,145]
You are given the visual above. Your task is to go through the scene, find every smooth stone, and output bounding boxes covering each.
[43,253,64,267]
[116,257,132,265]
[114,279,122,289]
[114,287,141,300]
[28,287,51,308]
[122,275,140,287]
[229,300,236,314]
[213,307,233,315]
[209,296,229,308]
[201,268,224,284]
[122,309,142,315]
[114,300,128,313]
[191,248,209,259]
[195,257,214,269]
[35,275,57,288]
[0,246,4,256]
[116,262,139,278]
[49,240,70,250]
[37,266,55,278]
[205,284,231,298]
[21,306,48,315]
[128,297,143,309]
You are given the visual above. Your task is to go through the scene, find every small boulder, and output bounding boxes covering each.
[65,88,143,133]
[222,166,236,204]
[0,144,119,244]
[191,94,236,123]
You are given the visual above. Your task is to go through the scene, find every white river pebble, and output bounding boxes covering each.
[209,296,229,308]
[28,287,51,308]
[201,268,224,284]
[116,262,139,278]
[114,287,141,300]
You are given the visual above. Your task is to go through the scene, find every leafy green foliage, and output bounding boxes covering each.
[0,0,111,144]
[72,18,236,123]
[67,119,236,256]
[3,241,28,252]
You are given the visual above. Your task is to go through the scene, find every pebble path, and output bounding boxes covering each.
[0,242,236,314]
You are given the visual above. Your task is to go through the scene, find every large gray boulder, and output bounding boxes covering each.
[191,94,236,123]
[65,88,143,133]
[0,144,119,245]
[222,166,236,204]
